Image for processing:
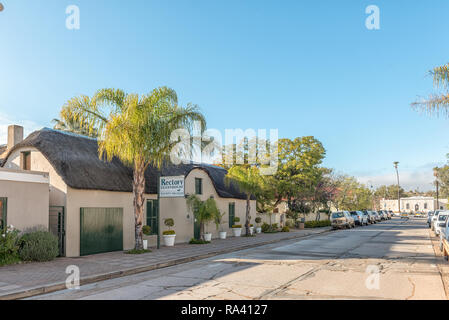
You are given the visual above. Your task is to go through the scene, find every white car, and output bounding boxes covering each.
[431,210,442,231]
[439,215,449,252]
[350,211,368,226]
[434,211,449,236]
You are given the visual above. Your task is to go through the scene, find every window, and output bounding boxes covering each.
[406,203,410,210]
[21,151,31,170]
[424,203,428,209]
[195,178,203,195]
[229,203,235,228]
[146,200,159,235]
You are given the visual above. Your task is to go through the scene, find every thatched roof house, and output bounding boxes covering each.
[1,128,249,199]
[1,127,257,257]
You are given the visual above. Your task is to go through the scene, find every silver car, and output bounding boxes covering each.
[435,212,449,236]
[432,210,442,231]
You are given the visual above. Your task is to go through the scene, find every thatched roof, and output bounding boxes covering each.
[1,128,251,199]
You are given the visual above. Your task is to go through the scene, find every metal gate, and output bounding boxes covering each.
[80,207,123,256]
[49,206,65,257]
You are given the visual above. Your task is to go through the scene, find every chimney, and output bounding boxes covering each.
[7,125,23,150]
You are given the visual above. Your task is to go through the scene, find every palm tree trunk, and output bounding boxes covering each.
[245,195,251,235]
[133,161,146,250]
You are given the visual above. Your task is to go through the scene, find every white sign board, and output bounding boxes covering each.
[159,176,185,198]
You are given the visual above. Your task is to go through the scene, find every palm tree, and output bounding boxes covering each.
[61,87,205,249]
[226,165,263,236]
[52,117,99,138]
[412,63,449,116]
[186,195,220,240]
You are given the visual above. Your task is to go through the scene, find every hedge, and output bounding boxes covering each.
[304,220,331,228]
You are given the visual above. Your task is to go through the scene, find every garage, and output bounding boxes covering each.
[80,207,123,256]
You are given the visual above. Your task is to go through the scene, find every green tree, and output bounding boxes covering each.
[374,185,405,199]
[412,63,449,116]
[274,137,326,211]
[333,176,372,211]
[226,165,264,236]
[186,195,221,240]
[61,87,205,249]
[434,163,449,198]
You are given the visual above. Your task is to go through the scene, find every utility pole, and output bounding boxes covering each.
[434,167,440,211]
[394,162,400,213]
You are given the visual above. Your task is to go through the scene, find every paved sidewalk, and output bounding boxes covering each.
[0,227,331,299]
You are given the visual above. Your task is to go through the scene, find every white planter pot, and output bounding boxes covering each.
[163,234,176,247]
[142,239,148,250]
[232,228,242,237]
[204,233,212,242]
[256,227,262,234]
[219,231,227,239]
[250,227,254,235]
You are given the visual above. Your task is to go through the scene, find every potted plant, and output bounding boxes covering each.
[232,216,242,237]
[255,217,262,233]
[249,224,254,235]
[214,210,227,239]
[187,195,219,242]
[142,225,151,249]
[162,218,176,246]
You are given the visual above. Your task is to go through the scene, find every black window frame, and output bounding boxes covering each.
[195,178,203,195]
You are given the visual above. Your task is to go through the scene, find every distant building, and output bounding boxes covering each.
[379,196,448,213]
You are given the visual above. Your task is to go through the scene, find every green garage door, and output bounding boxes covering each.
[80,208,123,256]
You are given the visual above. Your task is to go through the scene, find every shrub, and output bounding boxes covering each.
[304,220,331,228]
[261,222,278,233]
[125,249,151,254]
[19,231,59,262]
[0,226,21,266]
[255,217,262,224]
[164,218,174,228]
[281,226,290,232]
[234,217,240,223]
[189,238,210,244]
[232,224,242,228]
[142,225,151,236]
[163,218,175,235]
[285,219,295,228]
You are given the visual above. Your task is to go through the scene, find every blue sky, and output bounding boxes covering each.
[1,0,449,190]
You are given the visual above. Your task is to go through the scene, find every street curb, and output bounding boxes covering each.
[0,227,333,300]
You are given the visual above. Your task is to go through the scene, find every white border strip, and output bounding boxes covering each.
[0,171,48,184]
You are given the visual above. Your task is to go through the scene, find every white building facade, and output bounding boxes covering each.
[380,196,448,213]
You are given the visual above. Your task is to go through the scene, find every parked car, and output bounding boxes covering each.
[331,211,355,229]
[362,210,372,224]
[431,210,442,231]
[439,214,449,252]
[386,211,392,219]
[434,211,449,236]
[362,210,375,224]
[350,211,368,226]
[372,211,382,222]
[427,211,434,228]
[379,210,389,220]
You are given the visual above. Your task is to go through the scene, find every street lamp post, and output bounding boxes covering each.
[394,162,400,213]
[434,167,440,211]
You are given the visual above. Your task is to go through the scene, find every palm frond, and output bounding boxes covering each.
[430,64,449,89]
[411,93,449,117]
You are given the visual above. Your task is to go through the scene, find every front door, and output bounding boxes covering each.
[146,200,159,235]
[194,211,201,240]
[49,206,65,256]
[0,198,6,231]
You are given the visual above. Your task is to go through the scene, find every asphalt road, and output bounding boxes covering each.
[31,217,447,300]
